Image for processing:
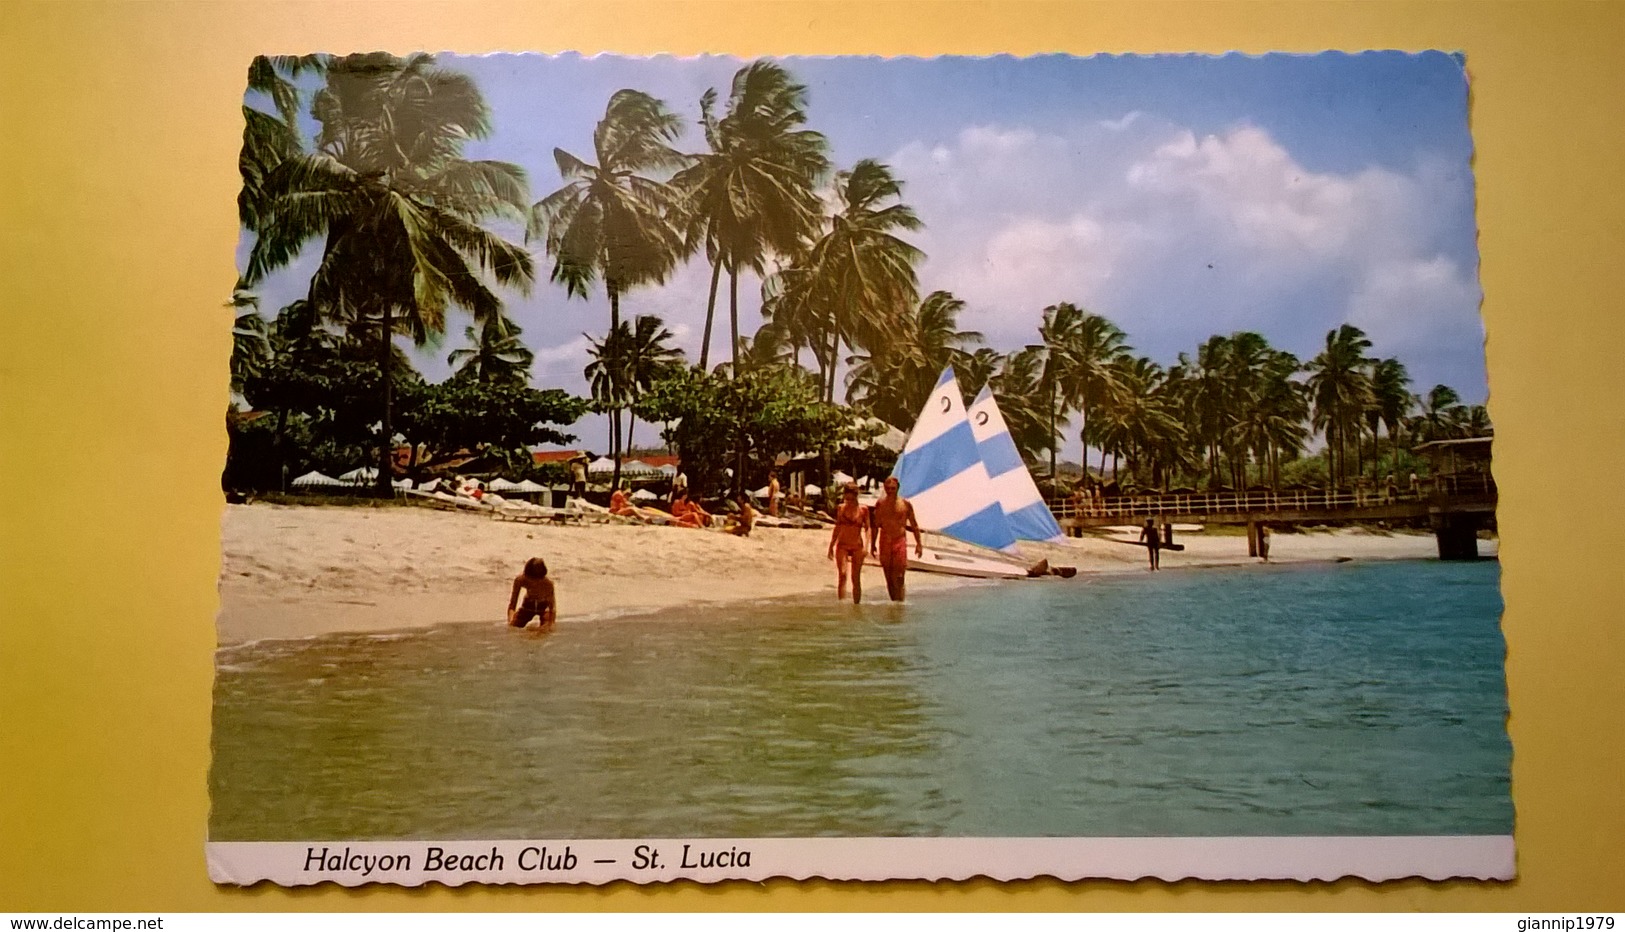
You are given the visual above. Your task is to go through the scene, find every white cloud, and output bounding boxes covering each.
[883,117,1482,397]
[1348,255,1483,358]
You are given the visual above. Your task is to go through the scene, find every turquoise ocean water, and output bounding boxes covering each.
[210,559,1510,840]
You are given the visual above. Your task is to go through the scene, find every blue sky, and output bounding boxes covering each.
[241,51,1485,458]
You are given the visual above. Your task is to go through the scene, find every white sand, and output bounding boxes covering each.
[215,502,1489,646]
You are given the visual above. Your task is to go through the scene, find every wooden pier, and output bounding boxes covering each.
[1055,475,1497,560]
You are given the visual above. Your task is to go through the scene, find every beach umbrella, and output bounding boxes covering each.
[617,459,664,479]
[337,466,378,484]
[658,464,678,477]
[487,477,523,492]
[586,456,617,474]
[631,488,658,501]
[514,479,547,493]
[291,470,343,488]
[804,483,821,496]
[832,470,855,486]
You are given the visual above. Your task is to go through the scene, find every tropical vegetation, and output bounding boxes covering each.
[228,54,1492,503]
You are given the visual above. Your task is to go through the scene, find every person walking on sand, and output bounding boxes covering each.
[767,471,781,517]
[507,557,557,630]
[568,455,588,505]
[1139,518,1161,571]
[871,475,923,601]
[1258,523,1271,562]
[827,483,869,603]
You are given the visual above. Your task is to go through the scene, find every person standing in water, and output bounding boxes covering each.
[1139,518,1161,571]
[827,483,869,603]
[507,557,557,630]
[871,475,923,601]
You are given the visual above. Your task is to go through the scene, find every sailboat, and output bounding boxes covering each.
[967,385,1067,544]
[889,368,1063,579]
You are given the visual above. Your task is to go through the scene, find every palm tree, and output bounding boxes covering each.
[243,53,535,495]
[1367,357,1413,477]
[728,318,795,377]
[529,89,689,334]
[986,347,1055,466]
[448,314,533,384]
[1098,355,1185,488]
[1169,338,1218,488]
[779,160,925,402]
[1033,302,1084,482]
[673,60,829,371]
[1459,403,1493,437]
[845,290,983,428]
[584,315,684,489]
[227,287,270,397]
[618,315,686,461]
[1412,383,1464,443]
[239,55,326,231]
[1304,324,1374,486]
[1039,305,1128,478]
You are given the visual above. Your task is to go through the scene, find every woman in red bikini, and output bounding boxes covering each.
[826,483,870,604]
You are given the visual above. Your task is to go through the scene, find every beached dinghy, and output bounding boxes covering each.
[890,368,1076,579]
[910,546,1034,579]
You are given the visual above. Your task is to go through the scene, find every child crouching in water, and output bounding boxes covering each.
[507,557,557,630]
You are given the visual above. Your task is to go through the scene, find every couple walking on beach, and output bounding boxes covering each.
[828,476,924,604]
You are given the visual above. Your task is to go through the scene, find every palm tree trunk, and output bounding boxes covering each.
[728,264,741,373]
[376,305,394,499]
[610,407,622,492]
[1048,381,1058,485]
[609,282,621,331]
[698,258,722,372]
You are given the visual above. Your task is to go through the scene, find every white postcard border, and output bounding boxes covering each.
[208,835,1515,886]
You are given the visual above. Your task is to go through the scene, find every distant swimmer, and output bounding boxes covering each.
[1139,518,1161,571]
[507,557,556,630]
[827,483,869,603]
[871,475,923,601]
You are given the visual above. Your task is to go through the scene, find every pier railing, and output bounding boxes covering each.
[1051,474,1495,521]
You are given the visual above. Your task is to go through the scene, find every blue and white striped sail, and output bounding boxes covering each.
[968,385,1066,543]
[890,368,1019,554]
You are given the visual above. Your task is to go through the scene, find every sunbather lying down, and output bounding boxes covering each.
[669,491,712,528]
[608,486,671,524]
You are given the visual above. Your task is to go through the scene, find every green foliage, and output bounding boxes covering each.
[637,366,856,499]
[397,380,586,461]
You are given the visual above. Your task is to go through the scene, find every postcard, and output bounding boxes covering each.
[209,50,1509,886]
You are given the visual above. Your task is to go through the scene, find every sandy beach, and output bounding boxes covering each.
[214,502,1489,647]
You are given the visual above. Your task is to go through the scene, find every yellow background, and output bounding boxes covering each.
[3,0,1621,912]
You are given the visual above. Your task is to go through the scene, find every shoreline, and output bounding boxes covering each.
[215,503,1492,648]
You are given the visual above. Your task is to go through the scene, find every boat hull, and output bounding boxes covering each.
[907,547,1032,579]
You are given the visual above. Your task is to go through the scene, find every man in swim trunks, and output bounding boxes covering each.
[870,475,923,602]
[507,557,557,629]
[827,482,869,603]
[1139,518,1161,571]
